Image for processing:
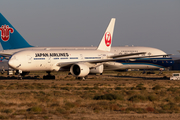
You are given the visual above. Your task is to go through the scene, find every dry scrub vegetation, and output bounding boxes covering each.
[0,71,180,119]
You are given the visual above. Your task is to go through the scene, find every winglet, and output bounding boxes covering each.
[97,18,116,51]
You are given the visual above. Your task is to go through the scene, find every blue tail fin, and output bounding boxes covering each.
[0,13,33,50]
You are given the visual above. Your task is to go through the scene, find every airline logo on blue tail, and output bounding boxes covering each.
[0,13,33,50]
[0,25,14,42]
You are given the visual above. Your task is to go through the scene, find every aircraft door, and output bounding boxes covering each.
[48,57,51,63]
[27,55,32,63]
[80,54,83,60]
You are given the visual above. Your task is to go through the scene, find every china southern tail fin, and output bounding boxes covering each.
[0,13,33,50]
[97,18,116,52]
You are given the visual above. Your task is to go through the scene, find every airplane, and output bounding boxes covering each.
[0,13,174,79]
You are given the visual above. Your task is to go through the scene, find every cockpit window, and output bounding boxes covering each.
[163,55,169,58]
[173,74,179,76]
[148,52,151,56]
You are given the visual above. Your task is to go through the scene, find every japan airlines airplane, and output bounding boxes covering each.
[7,18,129,78]
[0,13,173,79]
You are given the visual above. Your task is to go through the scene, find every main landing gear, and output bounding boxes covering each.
[76,77,85,80]
[43,71,55,79]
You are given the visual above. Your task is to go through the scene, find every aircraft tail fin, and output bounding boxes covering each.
[97,18,116,52]
[0,13,33,50]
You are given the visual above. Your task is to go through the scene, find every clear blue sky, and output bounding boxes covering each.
[0,0,180,54]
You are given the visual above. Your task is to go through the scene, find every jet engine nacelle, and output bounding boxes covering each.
[90,65,104,74]
[70,63,90,77]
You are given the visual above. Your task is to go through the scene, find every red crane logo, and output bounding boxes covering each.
[105,32,111,47]
[0,25,14,41]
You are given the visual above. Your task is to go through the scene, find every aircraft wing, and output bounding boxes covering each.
[0,53,12,60]
[86,54,172,63]
[0,49,25,60]
[57,54,170,68]
[108,52,146,58]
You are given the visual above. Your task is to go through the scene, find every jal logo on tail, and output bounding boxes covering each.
[105,32,111,47]
[0,25,14,41]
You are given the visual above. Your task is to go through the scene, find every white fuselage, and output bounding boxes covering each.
[8,49,110,71]
[7,46,170,71]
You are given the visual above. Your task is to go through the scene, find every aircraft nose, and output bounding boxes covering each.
[8,58,15,68]
[8,56,19,69]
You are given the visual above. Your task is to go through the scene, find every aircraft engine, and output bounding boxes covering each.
[90,65,104,74]
[70,63,90,77]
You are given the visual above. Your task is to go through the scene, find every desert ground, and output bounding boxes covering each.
[0,70,180,120]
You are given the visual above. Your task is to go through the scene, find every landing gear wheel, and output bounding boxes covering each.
[17,75,22,80]
[43,75,55,79]
[76,77,85,80]
[76,76,87,80]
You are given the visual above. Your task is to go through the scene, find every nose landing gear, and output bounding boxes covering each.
[15,70,30,80]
